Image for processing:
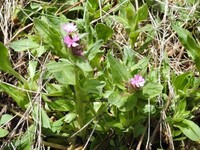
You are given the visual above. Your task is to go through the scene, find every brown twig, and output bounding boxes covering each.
[0,104,7,117]
[0,103,33,124]
[147,96,172,150]
[42,141,67,150]
[136,125,147,150]
[6,23,33,45]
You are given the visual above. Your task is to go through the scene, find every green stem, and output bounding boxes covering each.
[67,46,86,140]
[11,70,27,83]
[74,68,86,139]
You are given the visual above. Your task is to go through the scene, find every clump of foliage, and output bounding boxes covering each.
[1,0,200,149]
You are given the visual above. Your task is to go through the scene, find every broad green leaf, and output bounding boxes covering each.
[114,16,129,27]
[64,113,77,123]
[14,125,35,149]
[0,114,13,125]
[88,0,98,10]
[0,42,26,82]
[107,121,124,130]
[173,72,192,93]
[34,18,66,58]
[176,99,186,114]
[0,83,29,109]
[108,92,137,112]
[51,117,64,133]
[35,45,47,57]
[83,79,106,94]
[123,46,135,66]
[47,99,74,111]
[76,58,93,72]
[108,54,131,84]
[87,40,103,60]
[172,25,200,71]
[136,4,148,23]
[125,3,136,25]
[32,106,51,129]
[30,2,40,9]
[28,61,38,79]
[143,104,156,114]
[44,83,69,97]
[172,25,200,59]
[95,23,113,42]
[129,31,140,45]
[46,60,75,85]
[130,57,150,72]
[0,127,9,138]
[9,39,39,52]
[176,119,200,141]
[93,102,108,114]
[143,82,163,99]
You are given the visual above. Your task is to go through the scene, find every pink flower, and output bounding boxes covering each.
[62,23,77,33]
[64,35,79,48]
[130,74,145,88]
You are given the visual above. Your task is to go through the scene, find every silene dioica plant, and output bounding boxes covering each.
[1,0,200,149]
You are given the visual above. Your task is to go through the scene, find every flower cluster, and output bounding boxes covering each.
[130,74,145,88]
[63,23,80,48]
[126,74,145,92]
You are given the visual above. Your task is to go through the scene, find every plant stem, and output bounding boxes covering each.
[67,46,86,140]
[12,70,27,83]
[74,68,86,139]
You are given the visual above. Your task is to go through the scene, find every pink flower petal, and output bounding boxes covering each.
[130,74,145,88]
[64,35,79,48]
[62,23,77,33]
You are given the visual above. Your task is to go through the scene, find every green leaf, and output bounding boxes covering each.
[34,18,66,58]
[9,39,39,52]
[47,99,74,111]
[46,60,75,85]
[125,3,136,25]
[14,125,35,149]
[136,4,148,23]
[64,113,77,123]
[28,61,38,79]
[0,42,26,82]
[108,54,131,84]
[131,57,150,72]
[83,79,106,94]
[76,58,93,72]
[172,25,200,59]
[172,25,200,71]
[176,119,200,141]
[51,118,64,133]
[123,46,135,66]
[108,92,137,112]
[35,45,47,57]
[114,16,129,27]
[173,72,192,93]
[143,104,156,114]
[0,127,9,138]
[88,0,98,10]
[129,31,140,45]
[95,23,113,42]
[0,114,13,125]
[32,106,51,129]
[87,40,103,60]
[0,83,29,109]
[143,82,163,99]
